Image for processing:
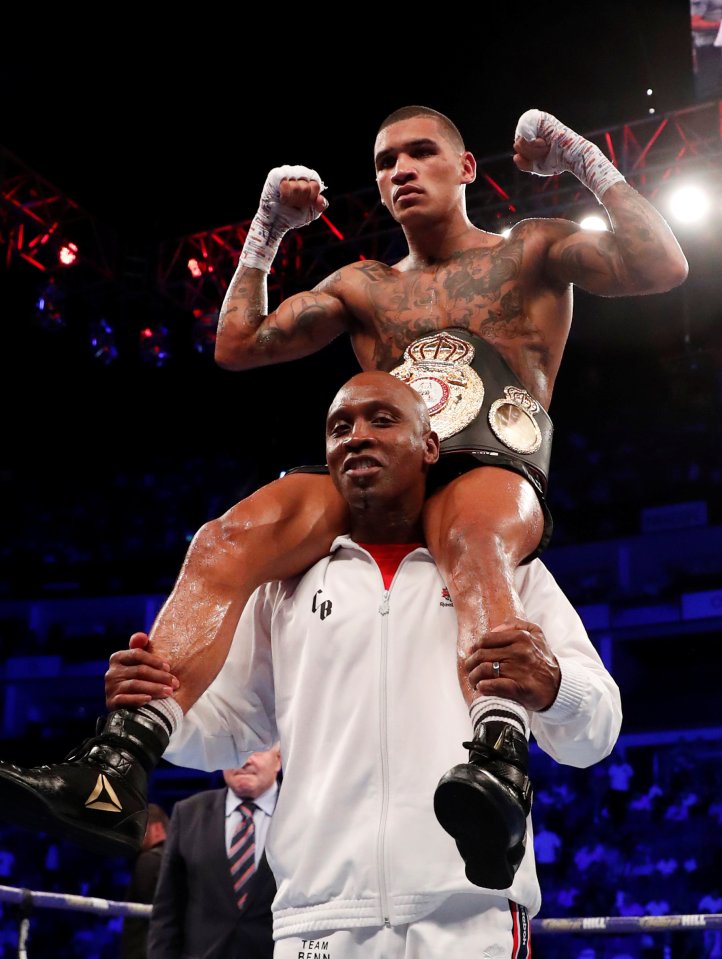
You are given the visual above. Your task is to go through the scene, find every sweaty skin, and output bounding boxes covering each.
[146,113,687,712]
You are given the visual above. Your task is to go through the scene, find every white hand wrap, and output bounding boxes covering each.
[515,109,625,201]
[240,165,327,272]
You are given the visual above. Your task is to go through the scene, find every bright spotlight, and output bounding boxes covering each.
[501,227,512,238]
[579,215,608,232]
[58,242,78,266]
[187,257,213,277]
[668,185,710,224]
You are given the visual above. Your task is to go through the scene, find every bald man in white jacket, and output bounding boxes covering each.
[107,372,621,959]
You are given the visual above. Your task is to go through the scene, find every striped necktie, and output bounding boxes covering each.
[228,800,256,909]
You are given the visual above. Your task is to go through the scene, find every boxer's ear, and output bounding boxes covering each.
[461,151,476,185]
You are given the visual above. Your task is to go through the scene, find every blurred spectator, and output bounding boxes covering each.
[645,897,670,916]
[120,802,169,959]
[615,891,645,917]
[607,752,634,824]
[535,823,563,869]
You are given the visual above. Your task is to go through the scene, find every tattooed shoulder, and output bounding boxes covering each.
[314,269,346,294]
[353,260,395,283]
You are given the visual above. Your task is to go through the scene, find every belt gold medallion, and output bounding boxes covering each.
[390,332,485,441]
[391,332,543,454]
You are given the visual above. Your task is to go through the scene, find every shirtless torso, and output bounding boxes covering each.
[314,224,568,407]
[221,220,573,414]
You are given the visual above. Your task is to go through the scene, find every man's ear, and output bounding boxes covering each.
[424,430,441,466]
[461,150,476,185]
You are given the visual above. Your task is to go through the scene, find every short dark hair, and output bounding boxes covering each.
[147,802,170,830]
[377,106,465,151]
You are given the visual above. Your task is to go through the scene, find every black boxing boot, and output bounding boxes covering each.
[0,708,170,857]
[433,720,532,889]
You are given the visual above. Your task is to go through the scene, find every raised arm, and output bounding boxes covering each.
[215,165,352,371]
[513,109,689,296]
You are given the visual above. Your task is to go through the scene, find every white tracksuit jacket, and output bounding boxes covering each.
[165,537,622,939]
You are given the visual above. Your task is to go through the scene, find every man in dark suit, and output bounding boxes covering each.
[148,746,280,959]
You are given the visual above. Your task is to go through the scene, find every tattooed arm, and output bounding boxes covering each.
[215,164,351,370]
[513,110,688,296]
[215,266,351,371]
[544,182,689,296]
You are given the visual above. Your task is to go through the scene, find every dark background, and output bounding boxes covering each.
[0,2,696,239]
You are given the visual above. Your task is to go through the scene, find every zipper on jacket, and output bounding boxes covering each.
[376,586,391,926]
[356,544,424,929]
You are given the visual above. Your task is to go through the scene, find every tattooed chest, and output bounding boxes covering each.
[360,258,534,371]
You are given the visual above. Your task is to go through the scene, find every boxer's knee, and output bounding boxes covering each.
[425,471,543,567]
[183,514,249,582]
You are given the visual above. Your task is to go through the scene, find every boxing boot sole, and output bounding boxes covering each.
[0,770,145,858]
[434,764,527,889]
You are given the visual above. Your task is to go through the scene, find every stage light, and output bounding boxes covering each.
[668,184,711,224]
[58,242,78,266]
[500,227,512,238]
[191,310,218,356]
[139,324,171,367]
[89,317,118,365]
[579,215,608,232]
[187,257,213,277]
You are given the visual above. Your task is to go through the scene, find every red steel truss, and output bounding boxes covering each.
[155,100,722,315]
[2,101,721,314]
[0,148,115,279]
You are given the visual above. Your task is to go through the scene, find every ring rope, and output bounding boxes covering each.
[0,884,720,932]
[0,883,150,918]
[533,915,722,934]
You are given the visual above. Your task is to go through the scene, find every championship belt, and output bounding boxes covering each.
[391,329,549,465]
[389,332,485,441]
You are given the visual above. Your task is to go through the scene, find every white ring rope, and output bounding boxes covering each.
[0,883,150,918]
[0,884,720,932]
